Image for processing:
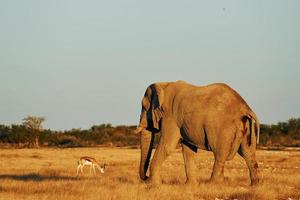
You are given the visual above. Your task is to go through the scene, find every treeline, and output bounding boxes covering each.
[0,118,300,148]
[0,124,138,148]
[260,118,300,147]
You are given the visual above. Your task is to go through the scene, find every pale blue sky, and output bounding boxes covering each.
[0,1,299,130]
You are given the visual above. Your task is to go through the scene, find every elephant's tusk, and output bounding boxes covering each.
[134,126,145,134]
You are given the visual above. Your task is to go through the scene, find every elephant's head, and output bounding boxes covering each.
[135,83,167,180]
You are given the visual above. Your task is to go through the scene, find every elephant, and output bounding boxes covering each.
[135,80,260,185]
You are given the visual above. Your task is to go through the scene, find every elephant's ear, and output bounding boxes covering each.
[150,84,166,130]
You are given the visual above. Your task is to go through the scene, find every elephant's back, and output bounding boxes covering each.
[180,83,252,120]
[204,83,251,110]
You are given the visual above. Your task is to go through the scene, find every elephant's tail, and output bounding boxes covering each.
[248,112,260,145]
[250,112,260,144]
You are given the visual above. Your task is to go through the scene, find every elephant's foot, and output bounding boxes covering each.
[250,177,260,186]
[143,176,162,186]
[208,176,225,184]
[250,169,261,186]
[185,178,197,186]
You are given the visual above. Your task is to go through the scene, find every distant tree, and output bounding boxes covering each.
[22,116,46,148]
[0,124,10,143]
[287,118,300,139]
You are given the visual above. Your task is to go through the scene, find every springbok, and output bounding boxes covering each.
[76,156,106,176]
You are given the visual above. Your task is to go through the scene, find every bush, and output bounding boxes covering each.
[49,134,83,147]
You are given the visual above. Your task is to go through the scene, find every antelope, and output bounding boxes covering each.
[76,156,106,176]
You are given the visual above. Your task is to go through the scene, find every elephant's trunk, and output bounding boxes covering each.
[139,129,154,180]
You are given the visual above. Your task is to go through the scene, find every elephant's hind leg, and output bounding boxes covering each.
[238,140,260,185]
[210,155,226,184]
[210,127,237,183]
[209,125,242,184]
[182,143,197,185]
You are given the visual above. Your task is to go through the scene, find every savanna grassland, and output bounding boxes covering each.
[0,147,299,200]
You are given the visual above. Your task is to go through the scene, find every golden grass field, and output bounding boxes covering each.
[0,147,299,200]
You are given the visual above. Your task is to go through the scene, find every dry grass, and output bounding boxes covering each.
[0,147,299,200]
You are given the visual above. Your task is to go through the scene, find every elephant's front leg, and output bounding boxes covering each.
[148,122,180,184]
[182,144,197,185]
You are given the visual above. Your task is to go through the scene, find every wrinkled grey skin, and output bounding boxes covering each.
[136,81,260,185]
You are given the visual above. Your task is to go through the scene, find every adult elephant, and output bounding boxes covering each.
[135,81,260,185]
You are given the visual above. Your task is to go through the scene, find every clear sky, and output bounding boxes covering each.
[0,1,299,130]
